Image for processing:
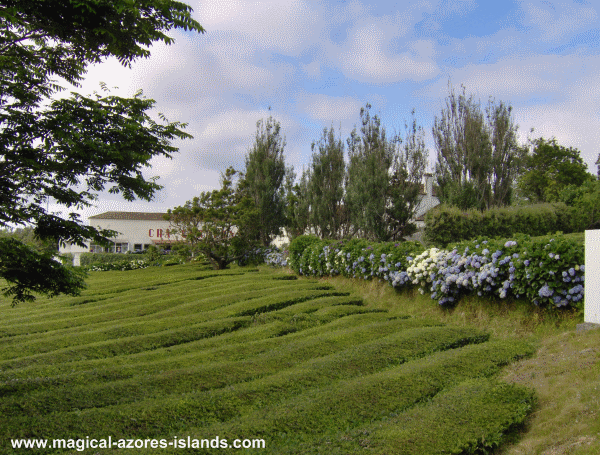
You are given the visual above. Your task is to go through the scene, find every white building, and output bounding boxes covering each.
[413,173,440,228]
[59,211,183,265]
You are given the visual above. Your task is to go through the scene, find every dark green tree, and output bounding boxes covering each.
[518,138,592,203]
[570,180,600,230]
[433,84,490,210]
[345,105,427,241]
[387,110,428,239]
[165,168,258,270]
[346,104,395,241]
[308,126,347,239]
[0,0,204,304]
[240,113,288,246]
[486,99,523,207]
[433,83,521,210]
[283,167,310,240]
[0,226,57,256]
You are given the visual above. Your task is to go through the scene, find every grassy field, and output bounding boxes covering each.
[327,275,600,455]
[0,263,593,454]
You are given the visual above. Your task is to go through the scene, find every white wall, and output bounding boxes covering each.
[58,216,185,263]
[585,230,600,324]
[89,218,182,249]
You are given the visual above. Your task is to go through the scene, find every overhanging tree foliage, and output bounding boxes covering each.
[0,0,204,304]
[0,226,57,256]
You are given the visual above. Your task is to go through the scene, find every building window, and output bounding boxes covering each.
[90,244,104,253]
[114,243,129,253]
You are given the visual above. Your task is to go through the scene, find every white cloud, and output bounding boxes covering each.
[195,0,320,54]
[340,24,439,82]
[515,69,600,169]
[301,94,363,124]
[457,58,563,99]
[520,1,598,43]
[301,60,321,79]
[205,35,277,90]
[199,109,263,145]
[422,52,592,102]
[191,108,269,169]
[516,102,600,169]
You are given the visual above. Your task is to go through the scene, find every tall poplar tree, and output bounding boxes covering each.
[240,114,288,246]
[308,126,347,239]
[345,105,429,241]
[487,98,523,207]
[284,167,311,239]
[433,83,521,210]
[387,110,428,239]
[346,104,394,241]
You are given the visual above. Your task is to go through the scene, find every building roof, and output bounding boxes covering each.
[88,211,167,221]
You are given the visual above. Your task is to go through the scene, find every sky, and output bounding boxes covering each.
[54,0,600,220]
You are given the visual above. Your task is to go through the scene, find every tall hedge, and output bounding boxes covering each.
[424,203,574,247]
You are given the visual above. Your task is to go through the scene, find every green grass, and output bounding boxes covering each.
[323,273,599,455]
[0,264,538,454]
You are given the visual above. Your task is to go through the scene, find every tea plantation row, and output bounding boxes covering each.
[0,265,535,454]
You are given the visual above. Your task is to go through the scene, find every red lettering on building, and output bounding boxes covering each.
[149,229,154,237]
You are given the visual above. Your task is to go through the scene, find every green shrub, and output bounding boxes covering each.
[328,378,535,455]
[79,252,133,266]
[288,235,321,273]
[144,244,162,263]
[424,203,575,247]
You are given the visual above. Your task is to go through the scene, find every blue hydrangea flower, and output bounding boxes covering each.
[538,285,553,298]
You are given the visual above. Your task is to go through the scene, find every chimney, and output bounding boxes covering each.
[424,173,433,197]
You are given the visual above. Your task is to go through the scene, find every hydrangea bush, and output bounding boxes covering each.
[265,249,288,267]
[240,246,288,268]
[287,236,425,290]
[284,234,585,310]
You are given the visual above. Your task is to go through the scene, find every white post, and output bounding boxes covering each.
[584,230,600,324]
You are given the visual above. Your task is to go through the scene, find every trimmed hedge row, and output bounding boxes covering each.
[287,233,585,309]
[327,378,535,455]
[0,325,486,418]
[424,203,574,247]
[202,339,534,448]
